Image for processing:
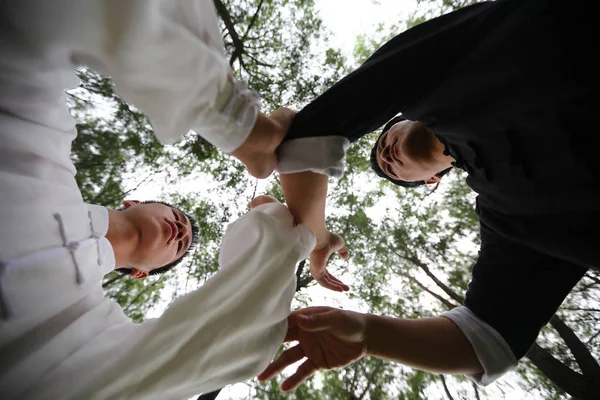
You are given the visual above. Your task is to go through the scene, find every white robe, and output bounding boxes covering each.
[0,1,315,399]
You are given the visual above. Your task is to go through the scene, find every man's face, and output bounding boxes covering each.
[375,120,442,183]
[122,201,194,274]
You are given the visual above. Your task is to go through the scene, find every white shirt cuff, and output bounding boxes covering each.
[442,306,518,386]
[199,78,260,153]
[276,136,350,178]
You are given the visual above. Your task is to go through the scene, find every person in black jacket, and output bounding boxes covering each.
[258,0,598,391]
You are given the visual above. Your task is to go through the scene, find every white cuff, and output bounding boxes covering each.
[276,136,350,178]
[200,78,261,153]
[442,306,517,386]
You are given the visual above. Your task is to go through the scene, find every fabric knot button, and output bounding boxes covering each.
[67,241,80,251]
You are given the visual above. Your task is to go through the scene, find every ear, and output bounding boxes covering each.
[122,200,141,209]
[130,268,148,279]
[424,175,441,185]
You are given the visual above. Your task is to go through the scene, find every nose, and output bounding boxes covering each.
[381,144,395,165]
[174,220,189,241]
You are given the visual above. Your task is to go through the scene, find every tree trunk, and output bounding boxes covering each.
[413,255,600,399]
[549,315,600,378]
[526,343,600,400]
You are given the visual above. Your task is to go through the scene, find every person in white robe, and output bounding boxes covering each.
[0,0,314,399]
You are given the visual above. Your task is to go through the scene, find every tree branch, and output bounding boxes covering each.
[357,360,384,400]
[123,278,164,313]
[407,254,465,304]
[586,329,600,346]
[390,248,465,305]
[472,381,481,400]
[398,272,459,310]
[550,315,600,378]
[559,307,600,313]
[212,0,245,67]
[241,0,265,41]
[439,374,455,400]
[102,273,126,289]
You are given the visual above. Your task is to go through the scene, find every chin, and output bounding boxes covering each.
[405,125,437,162]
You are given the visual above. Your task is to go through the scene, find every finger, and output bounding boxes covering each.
[324,272,350,292]
[322,274,345,292]
[315,274,342,292]
[281,359,319,392]
[338,245,350,260]
[257,344,305,381]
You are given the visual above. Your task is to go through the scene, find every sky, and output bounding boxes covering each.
[129,1,546,399]
[315,0,418,54]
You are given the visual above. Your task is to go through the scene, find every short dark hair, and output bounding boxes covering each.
[369,116,451,187]
[116,200,200,276]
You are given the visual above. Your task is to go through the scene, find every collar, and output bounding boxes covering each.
[85,204,115,276]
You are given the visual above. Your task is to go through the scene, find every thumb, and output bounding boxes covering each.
[297,310,338,332]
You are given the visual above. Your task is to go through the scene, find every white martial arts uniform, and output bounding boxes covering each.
[0,1,315,399]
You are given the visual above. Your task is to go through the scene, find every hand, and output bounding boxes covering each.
[310,232,350,292]
[258,307,368,391]
[231,107,296,179]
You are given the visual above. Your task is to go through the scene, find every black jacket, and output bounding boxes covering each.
[284,0,597,359]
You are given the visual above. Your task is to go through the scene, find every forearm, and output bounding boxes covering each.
[364,314,483,375]
[280,171,329,245]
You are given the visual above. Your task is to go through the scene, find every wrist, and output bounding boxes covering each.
[314,230,330,248]
[362,313,380,357]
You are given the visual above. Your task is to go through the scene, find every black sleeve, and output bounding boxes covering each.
[465,222,588,360]
[284,0,516,143]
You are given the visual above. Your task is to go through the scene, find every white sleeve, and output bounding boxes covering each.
[0,0,258,152]
[442,306,518,386]
[77,203,315,400]
[276,136,351,178]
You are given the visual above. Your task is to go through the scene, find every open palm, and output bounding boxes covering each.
[310,232,350,292]
[258,307,367,391]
